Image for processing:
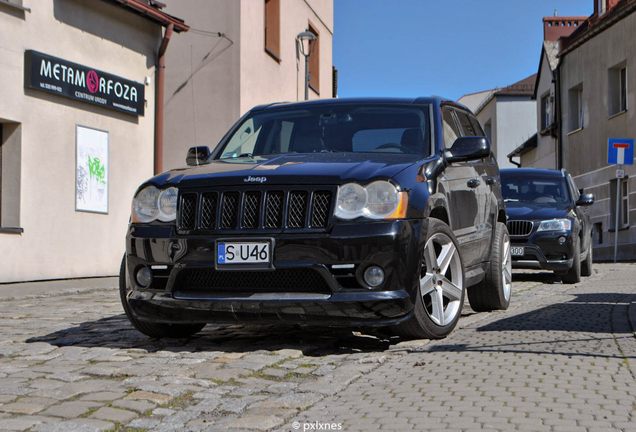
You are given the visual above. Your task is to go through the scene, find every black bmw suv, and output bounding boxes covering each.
[500,168,594,283]
[121,97,510,340]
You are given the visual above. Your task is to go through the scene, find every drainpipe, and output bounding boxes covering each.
[155,23,174,175]
[508,155,521,167]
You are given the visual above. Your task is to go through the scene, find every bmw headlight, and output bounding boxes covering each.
[537,218,571,231]
[133,186,178,223]
[335,181,408,220]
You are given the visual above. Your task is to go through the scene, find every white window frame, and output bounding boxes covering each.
[599,0,607,16]
[541,93,551,130]
[569,84,584,132]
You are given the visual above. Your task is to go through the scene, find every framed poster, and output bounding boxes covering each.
[76,125,109,214]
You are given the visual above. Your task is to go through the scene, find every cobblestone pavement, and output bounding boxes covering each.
[280,264,636,432]
[0,264,634,431]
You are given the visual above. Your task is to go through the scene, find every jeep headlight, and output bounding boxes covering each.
[335,181,408,220]
[133,186,178,223]
[537,218,571,231]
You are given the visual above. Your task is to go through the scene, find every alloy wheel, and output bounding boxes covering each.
[502,234,512,301]
[420,233,464,326]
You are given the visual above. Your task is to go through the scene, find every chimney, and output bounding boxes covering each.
[543,15,587,41]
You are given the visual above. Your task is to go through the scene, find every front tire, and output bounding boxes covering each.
[562,236,581,284]
[393,219,465,340]
[467,222,512,312]
[119,256,206,339]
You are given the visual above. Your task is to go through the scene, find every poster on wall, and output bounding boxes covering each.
[76,125,109,214]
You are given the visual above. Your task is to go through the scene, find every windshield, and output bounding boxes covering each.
[500,173,571,204]
[215,104,432,159]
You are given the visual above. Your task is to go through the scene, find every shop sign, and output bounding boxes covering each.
[25,50,145,116]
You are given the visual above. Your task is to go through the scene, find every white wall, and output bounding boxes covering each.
[495,99,537,168]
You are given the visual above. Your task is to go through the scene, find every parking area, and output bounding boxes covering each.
[1,264,635,431]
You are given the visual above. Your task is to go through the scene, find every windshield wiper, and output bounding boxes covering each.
[221,153,253,160]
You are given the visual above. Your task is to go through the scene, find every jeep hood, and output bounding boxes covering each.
[156,153,419,188]
[505,201,573,221]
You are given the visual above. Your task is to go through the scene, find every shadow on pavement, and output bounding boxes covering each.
[512,271,562,284]
[425,292,636,359]
[26,314,400,356]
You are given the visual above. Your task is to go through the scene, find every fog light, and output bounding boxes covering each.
[558,236,567,245]
[364,266,385,287]
[136,266,152,288]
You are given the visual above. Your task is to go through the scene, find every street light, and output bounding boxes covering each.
[296,30,317,101]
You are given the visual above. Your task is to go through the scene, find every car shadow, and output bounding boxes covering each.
[512,271,562,284]
[424,292,636,360]
[26,314,402,356]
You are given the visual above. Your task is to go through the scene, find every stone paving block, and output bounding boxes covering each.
[125,390,172,404]
[0,397,57,414]
[111,398,155,414]
[225,414,285,430]
[79,391,126,402]
[0,415,54,431]
[41,401,102,418]
[90,406,138,423]
[261,368,288,378]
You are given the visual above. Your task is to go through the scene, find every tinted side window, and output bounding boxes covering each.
[442,109,461,149]
[469,116,485,136]
[455,111,477,136]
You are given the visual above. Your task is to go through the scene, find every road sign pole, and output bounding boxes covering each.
[614,164,621,263]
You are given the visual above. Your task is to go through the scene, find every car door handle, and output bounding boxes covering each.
[467,179,481,188]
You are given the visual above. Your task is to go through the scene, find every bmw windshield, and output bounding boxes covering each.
[215,104,432,159]
[500,173,571,204]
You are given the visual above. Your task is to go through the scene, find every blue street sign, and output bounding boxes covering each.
[608,138,634,165]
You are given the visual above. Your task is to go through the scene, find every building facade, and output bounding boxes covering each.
[0,0,186,283]
[513,15,586,169]
[558,0,636,260]
[458,76,537,169]
[161,0,334,171]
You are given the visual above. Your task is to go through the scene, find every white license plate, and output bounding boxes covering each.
[511,246,524,257]
[217,242,270,264]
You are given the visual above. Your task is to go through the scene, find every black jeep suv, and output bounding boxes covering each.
[500,168,594,283]
[121,97,510,340]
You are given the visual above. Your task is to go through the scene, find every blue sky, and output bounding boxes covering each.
[333,1,592,101]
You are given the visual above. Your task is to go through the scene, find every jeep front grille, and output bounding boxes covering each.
[507,220,533,236]
[178,187,334,232]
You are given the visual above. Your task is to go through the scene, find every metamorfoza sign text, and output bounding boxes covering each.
[25,50,145,116]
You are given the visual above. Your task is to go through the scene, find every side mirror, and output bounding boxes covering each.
[445,137,490,163]
[186,146,211,166]
[576,193,595,206]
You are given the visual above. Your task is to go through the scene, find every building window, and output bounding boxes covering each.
[541,93,552,130]
[307,22,320,94]
[598,0,608,16]
[568,84,583,132]
[0,121,22,231]
[610,178,629,230]
[593,222,603,245]
[484,119,492,144]
[264,0,281,61]
[609,63,627,116]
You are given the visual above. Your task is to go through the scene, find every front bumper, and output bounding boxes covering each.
[123,220,424,326]
[510,229,574,271]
